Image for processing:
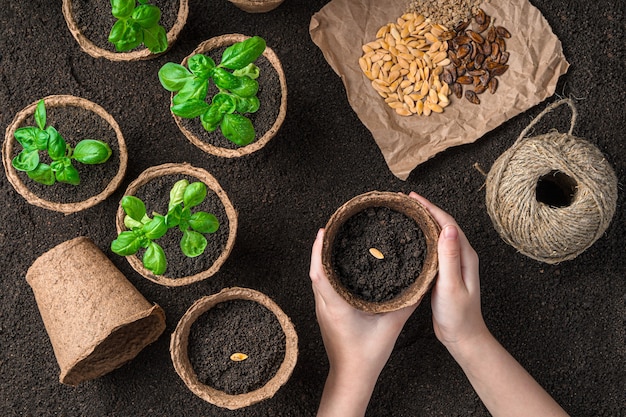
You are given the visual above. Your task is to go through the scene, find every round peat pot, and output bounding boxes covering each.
[26,237,166,386]
[173,34,287,158]
[171,287,298,410]
[115,163,237,286]
[2,95,127,214]
[322,191,440,313]
[228,0,285,13]
[62,0,188,61]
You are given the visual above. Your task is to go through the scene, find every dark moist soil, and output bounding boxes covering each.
[177,46,281,150]
[129,173,230,279]
[72,0,180,53]
[332,206,427,303]
[10,105,121,203]
[188,299,286,395]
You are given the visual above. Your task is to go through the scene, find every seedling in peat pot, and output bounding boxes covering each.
[108,0,168,53]
[158,36,266,146]
[11,100,112,185]
[111,179,220,275]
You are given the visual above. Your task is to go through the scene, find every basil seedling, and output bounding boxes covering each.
[158,36,266,146]
[12,100,112,186]
[108,0,168,54]
[111,179,220,275]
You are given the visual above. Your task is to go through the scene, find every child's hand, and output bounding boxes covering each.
[408,192,489,355]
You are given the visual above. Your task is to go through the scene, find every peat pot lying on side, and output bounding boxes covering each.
[322,191,440,313]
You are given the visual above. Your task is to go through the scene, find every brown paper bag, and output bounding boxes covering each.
[26,237,166,385]
[310,0,569,180]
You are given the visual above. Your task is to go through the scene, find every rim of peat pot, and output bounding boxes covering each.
[228,0,285,13]
[2,94,128,215]
[173,34,288,158]
[170,287,298,410]
[322,191,440,313]
[62,0,189,61]
[115,163,237,287]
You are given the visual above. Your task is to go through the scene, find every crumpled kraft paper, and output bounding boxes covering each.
[310,0,569,180]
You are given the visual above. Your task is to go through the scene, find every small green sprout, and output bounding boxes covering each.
[158,36,267,146]
[12,100,112,186]
[108,0,168,54]
[111,179,220,275]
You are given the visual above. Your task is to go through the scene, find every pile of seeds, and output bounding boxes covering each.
[444,8,511,105]
[407,0,484,30]
[359,13,453,116]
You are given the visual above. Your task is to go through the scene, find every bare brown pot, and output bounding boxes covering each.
[322,191,440,313]
[62,0,188,61]
[2,95,128,214]
[228,0,284,13]
[115,163,238,286]
[26,237,166,386]
[170,287,298,410]
[173,34,288,158]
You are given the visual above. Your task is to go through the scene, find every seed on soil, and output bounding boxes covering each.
[230,353,249,362]
[369,248,385,259]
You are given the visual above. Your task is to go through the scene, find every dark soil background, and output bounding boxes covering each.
[0,1,624,416]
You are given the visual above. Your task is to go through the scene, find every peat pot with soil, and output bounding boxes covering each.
[158,34,287,158]
[62,0,189,61]
[113,163,237,286]
[2,95,127,214]
[228,0,285,13]
[170,287,298,410]
[322,191,440,313]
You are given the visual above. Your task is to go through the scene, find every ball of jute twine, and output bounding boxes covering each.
[485,98,618,264]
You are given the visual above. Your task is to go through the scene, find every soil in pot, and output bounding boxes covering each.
[187,299,286,395]
[71,0,179,53]
[9,106,121,204]
[130,173,230,279]
[331,206,427,303]
[177,45,282,150]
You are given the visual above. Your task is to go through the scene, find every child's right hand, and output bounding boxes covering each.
[408,192,489,357]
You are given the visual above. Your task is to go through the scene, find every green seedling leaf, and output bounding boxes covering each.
[171,99,211,119]
[114,22,143,52]
[12,150,39,172]
[143,24,167,54]
[233,63,260,80]
[122,195,147,222]
[34,100,46,130]
[142,215,168,240]
[183,181,207,209]
[230,76,259,98]
[172,77,208,105]
[132,4,160,28]
[124,215,144,230]
[111,0,135,19]
[221,113,255,146]
[169,179,188,210]
[188,54,216,79]
[158,63,193,92]
[14,127,43,151]
[108,19,127,43]
[220,36,266,70]
[54,163,80,185]
[111,230,143,256]
[236,96,260,114]
[180,229,207,258]
[165,204,183,228]
[212,67,241,90]
[189,212,219,234]
[212,93,237,114]
[27,163,55,185]
[46,127,66,160]
[73,140,112,164]
[143,242,167,275]
[200,105,223,132]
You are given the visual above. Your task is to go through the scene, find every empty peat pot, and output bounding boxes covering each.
[170,287,298,410]
[26,237,166,386]
[322,191,440,313]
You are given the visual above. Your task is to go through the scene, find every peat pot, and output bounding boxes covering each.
[173,34,287,158]
[228,0,285,13]
[115,163,237,286]
[322,191,440,313]
[2,95,127,214]
[26,237,166,385]
[171,287,298,410]
[62,0,188,61]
